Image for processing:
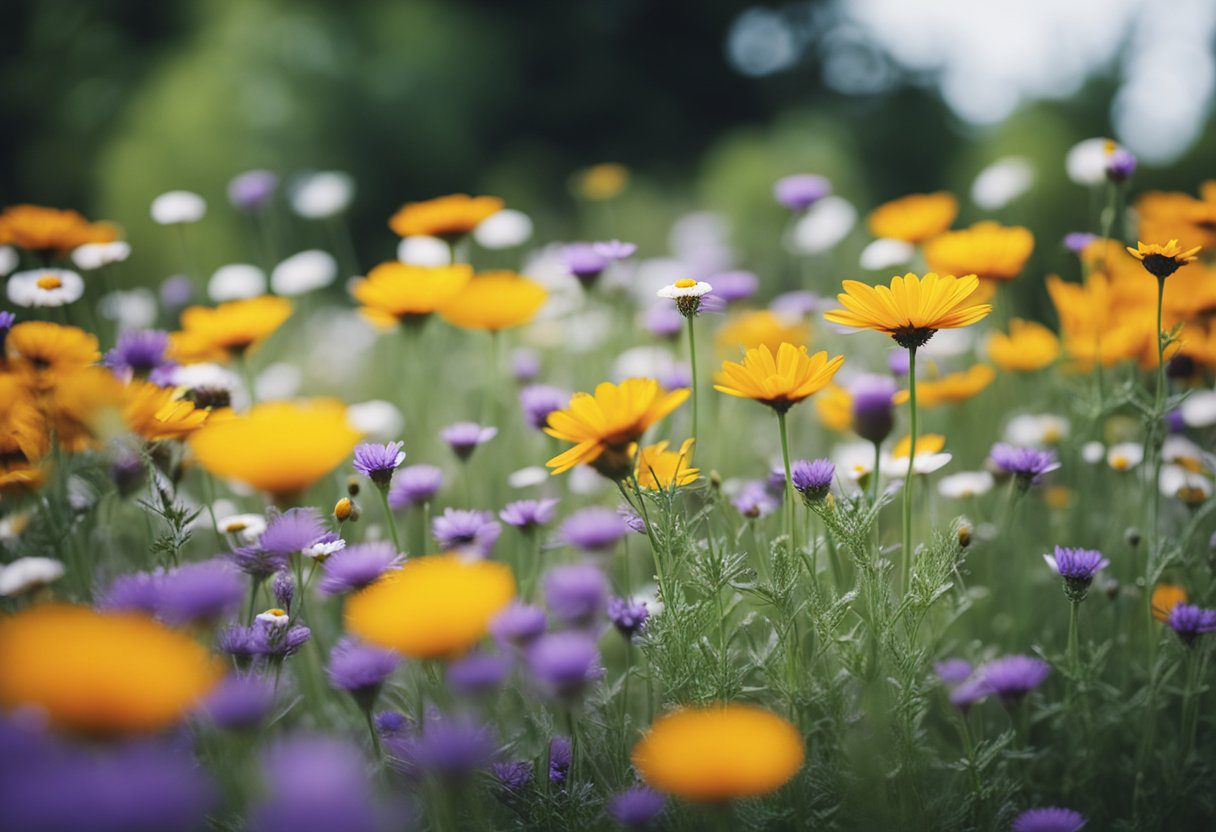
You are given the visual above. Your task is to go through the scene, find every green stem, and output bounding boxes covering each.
[686,316,699,445]
[1181,648,1200,761]
[777,411,796,554]
[374,485,403,553]
[871,439,882,506]
[902,346,918,594]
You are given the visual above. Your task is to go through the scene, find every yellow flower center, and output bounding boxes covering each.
[36,275,63,290]
[264,608,286,617]
[1043,426,1062,444]
[674,279,697,289]
[226,522,247,532]
[1111,454,1129,470]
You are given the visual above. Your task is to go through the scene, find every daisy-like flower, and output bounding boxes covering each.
[791,458,834,504]
[1126,240,1202,279]
[207,263,266,302]
[635,438,698,490]
[0,204,117,254]
[526,631,605,699]
[489,602,547,649]
[103,329,172,380]
[227,169,278,212]
[1044,545,1110,601]
[150,191,206,225]
[1011,807,1087,832]
[717,309,811,353]
[714,342,844,414]
[0,556,65,597]
[825,273,991,350]
[1105,442,1144,472]
[593,239,637,260]
[319,542,404,595]
[218,513,267,545]
[1159,464,1212,506]
[1004,414,1068,446]
[608,597,649,640]
[1151,583,1188,622]
[302,533,346,561]
[171,296,293,363]
[432,508,502,556]
[389,194,504,240]
[1167,603,1216,646]
[923,221,1034,282]
[441,422,497,461]
[656,278,713,318]
[632,704,804,801]
[937,471,994,499]
[499,498,559,530]
[388,464,444,509]
[545,378,689,480]
[558,507,629,554]
[867,192,958,243]
[519,384,569,430]
[887,434,952,477]
[562,242,610,286]
[351,262,472,329]
[5,321,100,389]
[895,364,995,408]
[731,480,781,518]
[438,271,547,332]
[6,269,85,308]
[989,443,1060,488]
[270,250,337,296]
[987,319,1060,372]
[290,170,354,218]
[121,381,210,442]
[352,440,406,488]
[327,637,401,712]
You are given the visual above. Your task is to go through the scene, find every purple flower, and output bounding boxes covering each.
[1011,807,1087,832]
[159,275,193,309]
[934,658,973,685]
[223,617,310,662]
[527,631,605,698]
[708,270,759,304]
[770,290,819,318]
[386,712,496,782]
[229,546,289,581]
[352,441,405,488]
[375,710,409,737]
[544,563,608,625]
[593,239,637,260]
[558,506,629,553]
[157,558,244,626]
[1045,546,1109,601]
[104,329,172,380]
[563,242,610,285]
[492,760,533,792]
[319,542,403,595]
[98,570,164,615]
[1167,603,1216,646]
[251,735,386,832]
[618,502,646,534]
[228,169,278,212]
[441,421,497,461]
[608,596,648,640]
[658,362,692,392]
[1105,147,1137,182]
[773,173,831,211]
[500,498,560,529]
[432,508,501,556]
[446,652,511,696]
[851,374,897,443]
[644,303,684,338]
[989,443,1060,488]
[888,349,910,376]
[791,458,835,504]
[548,735,572,782]
[388,464,443,509]
[273,569,295,611]
[519,384,569,430]
[327,638,401,709]
[511,348,541,383]
[1063,232,1098,254]
[978,655,1051,701]
[490,602,548,648]
[608,785,667,827]
[0,310,15,354]
[198,673,277,731]
[732,480,780,519]
[260,508,328,556]
[949,677,990,711]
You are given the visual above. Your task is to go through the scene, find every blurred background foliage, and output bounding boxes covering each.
[3,0,1215,306]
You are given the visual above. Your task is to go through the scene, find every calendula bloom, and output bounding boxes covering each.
[1167,603,1216,646]
[441,421,497,460]
[318,542,403,595]
[0,604,221,735]
[1011,807,1087,832]
[352,440,405,487]
[937,471,995,499]
[867,192,958,243]
[923,221,1034,281]
[1126,240,1201,279]
[526,631,605,698]
[351,262,473,328]
[989,443,1060,488]
[716,309,810,353]
[987,319,1060,371]
[1045,546,1110,601]
[189,399,361,498]
[439,271,547,331]
[977,655,1050,701]
[0,204,118,253]
[172,296,293,362]
[632,703,804,802]
[635,438,698,489]
[545,378,689,479]
[122,381,210,441]
[895,364,995,407]
[389,194,504,240]
[6,269,85,308]
[714,342,844,413]
[345,554,516,659]
[825,273,991,349]
[388,463,444,509]
[5,321,100,388]
[1151,583,1188,622]
[887,434,952,476]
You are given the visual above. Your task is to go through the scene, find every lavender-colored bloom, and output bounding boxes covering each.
[260,508,327,556]
[770,290,819,318]
[0,310,15,354]
[433,508,501,556]
[934,658,973,685]
[352,441,406,487]
[446,652,511,696]
[989,443,1060,488]
[492,760,534,792]
[519,384,569,430]
[1105,147,1137,182]
[644,303,684,338]
[888,349,910,376]
[593,239,637,260]
[544,563,608,625]
[658,362,692,392]
[375,710,409,737]
[199,673,277,731]
[104,329,172,380]
[563,242,610,284]
[511,348,541,383]
[229,545,289,580]
[1167,603,1216,646]
[98,570,164,614]
[319,542,403,595]
[608,786,667,827]
[708,270,758,304]
[1011,807,1087,832]
[1063,232,1097,254]
[1044,546,1109,601]
[441,421,497,461]
[327,638,401,709]
[157,558,244,626]
[608,596,648,640]
[490,602,548,648]
[527,631,605,698]
[386,712,496,782]
[773,173,831,211]
[732,480,780,519]
[618,502,646,534]
[791,458,835,503]
[548,735,572,782]
[949,677,989,711]
[851,374,897,443]
[272,570,294,612]
[228,169,279,212]
[251,735,384,832]
[388,464,443,509]
[500,498,559,529]
[979,655,1051,701]
[559,506,629,553]
[160,275,194,309]
[765,465,788,497]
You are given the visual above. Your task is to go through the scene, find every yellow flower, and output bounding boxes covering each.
[867,192,957,243]
[1046,274,1150,369]
[891,433,947,458]
[1151,583,1187,622]
[0,604,222,735]
[4,321,100,391]
[0,204,118,254]
[389,194,504,240]
[545,378,689,479]
[345,554,515,659]
[189,399,361,498]
[824,273,991,349]
[0,373,48,494]
[814,383,853,432]
[574,163,629,201]
[632,703,804,802]
[923,221,1034,281]
[123,381,210,441]
[45,367,123,451]
[172,296,293,363]
[439,271,547,332]
[635,439,698,490]
[351,262,473,328]
[986,319,1060,372]
[714,342,844,413]
[715,310,810,354]
[894,364,995,407]
[1125,239,1202,279]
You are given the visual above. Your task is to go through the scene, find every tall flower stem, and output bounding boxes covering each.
[374,485,403,553]
[777,411,796,554]
[1181,648,1200,761]
[901,346,918,594]
[1148,275,1166,562]
[1068,600,1080,678]
[686,316,699,445]
[871,440,882,506]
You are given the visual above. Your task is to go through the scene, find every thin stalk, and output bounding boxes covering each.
[374,485,403,553]
[1181,648,1200,761]
[777,411,796,553]
[901,346,918,594]
[871,439,882,506]
[686,315,699,445]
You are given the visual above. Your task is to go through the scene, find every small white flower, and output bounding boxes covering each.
[859,238,914,271]
[290,171,354,218]
[1162,435,1209,473]
[6,269,85,308]
[1004,414,1069,446]
[71,240,132,271]
[656,278,712,299]
[1159,464,1212,502]
[151,190,207,225]
[569,465,608,495]
[833,441,876,482]
[347,400,405,440]
[396,236,451,266]
[1180,390,1216,428]
[256,608,290,627]
[303,538,346,560]
[271,250,338,296]
[1081,441,1105,464]
[971,156,1034,209]
[920,329,974,359]
[508,466,549,489]
[0,245,17,277]
[1065,138,1113,187]
[219,513,267,544]
[0,557,65,597]
[886,450,953,477]
[208,264,266,302]
[1106,442,1144,472]
[938,471,995,499]
[98,288,158,329]
[473,209,534,249]
[788,195,856,254]
[0,512,31,543]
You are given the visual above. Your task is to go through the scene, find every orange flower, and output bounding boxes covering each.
[352,262,473,328]
[1126,240,1202,280]
[635,439,698,490]
[574,163,629,201]
[868,192,957,243]
[824,273,990,349]
[987,319,1060,372]
[715,310,810,354]
[439,271,547,332]
[172,296,293,363]
[923,221,1034,281]
[894,364,995,407]
[0,373,48,493]
[1151,584,1187,622]
[389,194,503,240]
[123,381,210,441]
[4,321,100,391]
[814,383,853,432]
[714,343,844,413]
[0,204,118,253]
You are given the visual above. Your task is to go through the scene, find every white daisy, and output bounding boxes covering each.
[256,608,290,627]
[218,513,267,544]
[859,238,915,271]
[473,209,534,249]
[98,288,158,329]
[1106,442,1144,472]
[508,466,549,489]
[303,538,346,561]
[937,471,995,499]
[0,557,65,597]
[971,156,1034,209]
[885,437,952,477]
[656,278,712,299]
[6,269,85,307]
[290,171,354,219]
[151,190,207,225]
[1081,441,1105,464]
[0,245,17,277]
[71,240,131,270]
[270,250,337,296]
[1180,390,1216,428]
[347,400,405,440]
[397,236,451,266]
[1004,414,1069,446]
[1159,464,1212,504]
[788,195,856,254]
[833,441,877,482]
[208,264,266,301]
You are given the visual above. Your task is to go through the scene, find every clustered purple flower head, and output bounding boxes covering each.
[319,542,403,595]
[1105,146,1137,182]
[563,242,611,285]
[548,735,572,783]
[251,735,387,832]
[708,270,759,304]
[527,631,605,698]
[887,349,910,377]
[273,569,295,611]
[733,480,781,519]
[327,638,401,710]
[219,617,311,666]
[1166,603,1216,647]
[770,290,819,319]
[492,760,533,794]
[1044,546,1110,602]
[375,710,410,738]
[519,384,569,430]
[104,329,172,381]
[544,563,608,626]
[491,602,548,648]
[1011,806,1087,832]
[791,458,835,504]
[198,673,277,731]
[447,652,511,696]
[608,785,667,828]
[978,654,1051,702]
[98,569,164,615]
[156,558,245,626]
[228,545,288,581]
[441,421,497,461]
[989,443,1061,489]
[608,596,648,640]
[773,173,831,212]
[511,347,541,383]
[352,440,406,488]
[385,711,497,783]
[228,169,279,212]
[851,374,898,443]
[558,506,629,553]
[593,239,637,260]
[618,502,647,534]
[934,658,973,686]
[500,497,559,530]
[1063,232,1098,255]
[260,508,328,557]
[433,508,502,556]
[644,303,684,339]
[388,464,444,509]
